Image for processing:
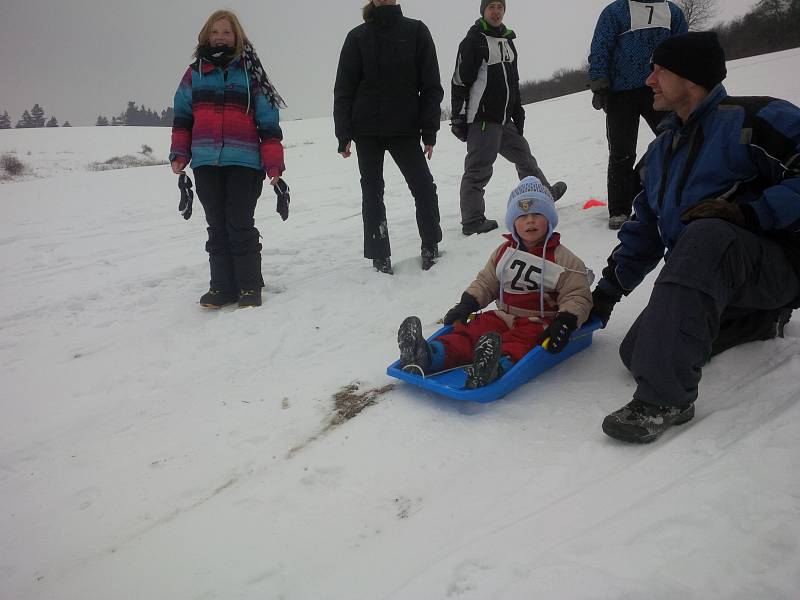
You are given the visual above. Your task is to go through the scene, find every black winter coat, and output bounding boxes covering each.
[333,5,444,150]
[451,19,524,128]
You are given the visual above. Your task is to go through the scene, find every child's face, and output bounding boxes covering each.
[209,19,236,48]
[514,213,549,247]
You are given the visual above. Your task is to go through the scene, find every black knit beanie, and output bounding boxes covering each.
[651,32,727,90]
[480,0,506,16]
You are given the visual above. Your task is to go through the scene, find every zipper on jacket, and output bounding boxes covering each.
[499,40,510,124]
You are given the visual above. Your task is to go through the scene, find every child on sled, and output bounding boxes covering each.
[397,176,593,388]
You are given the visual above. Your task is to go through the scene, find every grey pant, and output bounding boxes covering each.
[459,121,551,225]
[619,219,799,408]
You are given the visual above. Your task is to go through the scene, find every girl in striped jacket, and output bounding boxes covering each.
[170,9,285,308]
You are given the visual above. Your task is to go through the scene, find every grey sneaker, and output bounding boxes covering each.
[608,215,629,230]
[602,399,695,444]
[398,316,431,372]
[462,218,499,236]
[550,181,568,201]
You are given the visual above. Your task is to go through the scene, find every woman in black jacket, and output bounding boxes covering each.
[334,0,444,274]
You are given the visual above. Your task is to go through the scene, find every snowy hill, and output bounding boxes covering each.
[2,49,800,600]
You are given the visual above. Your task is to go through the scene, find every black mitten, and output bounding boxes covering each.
[178,172,193,220]
[540,312,578,354]
[274,178,290,221]
[443,292,480,326]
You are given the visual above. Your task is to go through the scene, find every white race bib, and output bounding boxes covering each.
[486,36,515,67]
[496,248,565,295]
[628,1,672,31]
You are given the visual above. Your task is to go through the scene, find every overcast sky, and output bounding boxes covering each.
[0,0,758,126]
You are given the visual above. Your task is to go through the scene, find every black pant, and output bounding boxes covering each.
[194,165,264,291]
[354,136,442,259]
[619,219,800,408]
[606,86,666,218]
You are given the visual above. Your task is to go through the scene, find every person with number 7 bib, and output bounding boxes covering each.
[397,177,593,389]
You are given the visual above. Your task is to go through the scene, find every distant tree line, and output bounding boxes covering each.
[518,0,800,106]
[0,104,69,129]
[95,101,174,127]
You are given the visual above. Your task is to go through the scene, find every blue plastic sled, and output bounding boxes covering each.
[387,318,603,403]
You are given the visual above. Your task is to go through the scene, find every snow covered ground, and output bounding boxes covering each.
[2,49,800,600]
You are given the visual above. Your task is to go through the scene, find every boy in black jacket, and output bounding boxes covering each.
[451,0,566,236]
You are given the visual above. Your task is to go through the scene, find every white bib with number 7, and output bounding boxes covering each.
[496,248,565,295]
[628,1,672,32]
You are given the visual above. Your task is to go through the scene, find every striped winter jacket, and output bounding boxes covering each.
[589,0,687,92]
[451,19,522,126]
[465,234,593,328]
[170,58,285,176]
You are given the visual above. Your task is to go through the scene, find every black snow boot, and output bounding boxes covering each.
[421,244,439,271]
[200,288,237,308]
[465,332,503,389]
[462,218,499,236]
[602,399,695,444]
[238,288,262,308]
[550,181,568,202]
[398,316,431,373]
[373,258,394,275]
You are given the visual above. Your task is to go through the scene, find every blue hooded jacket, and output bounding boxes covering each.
[599,85,800,295]
[589,0,688,91]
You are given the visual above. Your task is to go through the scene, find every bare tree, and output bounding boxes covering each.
[676,0,718,30]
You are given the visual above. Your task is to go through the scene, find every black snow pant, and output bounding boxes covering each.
[619,219,800,408]
[193,165,265,292]
[354,136,442,260]
[605,86,666,218]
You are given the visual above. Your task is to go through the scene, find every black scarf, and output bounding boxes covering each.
[242,42,286,109]
[197,43,236,67]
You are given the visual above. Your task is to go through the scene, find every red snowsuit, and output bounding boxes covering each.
[437,233,593,369]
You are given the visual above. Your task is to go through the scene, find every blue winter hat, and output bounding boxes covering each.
[506,176,558,243]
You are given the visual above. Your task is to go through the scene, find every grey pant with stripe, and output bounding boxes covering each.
[619,219,799,408]
[459,121,551,225]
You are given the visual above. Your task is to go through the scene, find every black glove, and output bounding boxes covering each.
[511,107,525,136]
[540,312,578,354]
[178,172,193,220]
[589,79,610,112]
[590,286,621,328]
[450,115,468,142]
[592,90,608,111]
[680,198,760,230]
[273,177,290,221]
[443,292,480,326]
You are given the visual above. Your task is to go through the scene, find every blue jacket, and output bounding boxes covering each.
[589,0,688,92]
[600,85,800,295]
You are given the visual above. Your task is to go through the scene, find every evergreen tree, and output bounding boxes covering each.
[62,121,72,127]
[46,116,59,127]
[0,111,10,129]
[30,104,46,128]
[96,115,109,126]
[16,110,34,128]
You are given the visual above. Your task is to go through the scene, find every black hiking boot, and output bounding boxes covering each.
[199,288,237,308]
[373,258,394,275]
[421,244,439,271]
[550,181,568,201]
[462,218,499,236]
[602,399,695,444]
[238,288,262,308]
[465,332,503,389]
[398,316,431,373]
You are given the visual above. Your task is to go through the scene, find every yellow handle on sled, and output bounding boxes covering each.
[541,338,551,351]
